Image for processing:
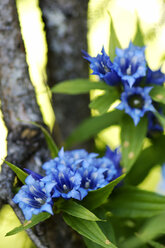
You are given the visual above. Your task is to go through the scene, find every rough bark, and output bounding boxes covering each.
[0,0,49,247]
[39,0,91,148]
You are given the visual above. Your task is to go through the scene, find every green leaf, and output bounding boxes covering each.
[6,212,51,236]
[104,186,165,218]
[140,213,165,240]
[133,19,144,46]
[29,122,58,158]
[63,214,117,248]
[52,79,110,95]
[83,209,116,248]
[65,110,123,147]
[108,13,121,61]
[125,135,165,185]
[150,86,165,104]
[82,174,125,210]
[89,89,119,114]
[4,160,28,184]
[84,237,101,248]
[59,200,102,221]
[121,116,147,171]
[147,240,165,248]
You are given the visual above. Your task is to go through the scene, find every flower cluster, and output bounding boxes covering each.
[13,147,122,220]
[83,42,165,130]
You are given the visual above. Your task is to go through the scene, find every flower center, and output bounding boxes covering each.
[127,94,144,109]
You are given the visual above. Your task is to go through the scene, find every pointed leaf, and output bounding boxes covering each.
[83,237,101,248]
[89,89,119,114]
[4,160,28,184]
[150,86,165,104]
[29,122,58,158]
[65,110,123,147]
[59,200,102,221]
[108,13,121,61]
[63,214,117,248]
[104,186,165,218]
[84,209,116,248]
[52,79,110,95]
[121,116,147,171]
[133,19,144,46]
[82,174,125,210]
[6,212,51,236]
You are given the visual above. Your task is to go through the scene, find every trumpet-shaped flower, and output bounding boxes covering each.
[92,157,117,182]
[42,167,82,200]
[82,47,120,86]
[113,42,146,87]
[146,68,165,85]
[117,86,155,125]
[42,147,98,174]
[13,175,53,220]
[77,166,108,199]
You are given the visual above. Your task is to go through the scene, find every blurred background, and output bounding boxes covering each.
[0,0,165,247]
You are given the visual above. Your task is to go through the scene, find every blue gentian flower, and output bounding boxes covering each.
[82,47,120,86]
[92,157,117,182]
[146,67,165,85]
[13,175,53,220]
[42,167,82,200]
[105,146,122,179]
[24,168,43,180]
[113,42,146,87]
[78,165,108,199]
[42,147,98,174]
[116,86,155,125]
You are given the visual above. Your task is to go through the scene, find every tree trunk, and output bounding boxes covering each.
[39,0,91,149]
[0,0,51,247]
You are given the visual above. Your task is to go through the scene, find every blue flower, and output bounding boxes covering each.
[105,146,122,179]
[146,67,165,85]
[24,168,43,180]
[113,42,146,87]
[78,165,108,199]
[13,175,53,220]
[116,86,155,125]
[92,157,117,182]
[42,147,98,174]
[82,47,120,86]
[42,167,82,200]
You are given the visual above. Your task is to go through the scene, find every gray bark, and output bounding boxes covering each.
[39,0,92,149]
[0,0,50,247]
